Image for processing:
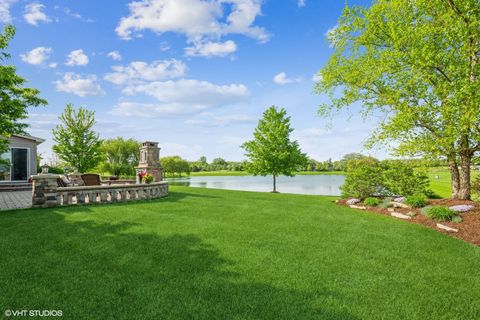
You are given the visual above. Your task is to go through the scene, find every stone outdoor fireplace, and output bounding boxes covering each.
[135,141,163,183]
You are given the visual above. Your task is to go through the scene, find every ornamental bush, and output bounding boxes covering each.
[383,163,429,197]
[363,197,380,207]
[340,159,386,198]
[425,206,456,221]
[405,194,427,208]
[340,160,430,198]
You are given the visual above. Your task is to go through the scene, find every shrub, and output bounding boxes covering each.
[378,197,393,208]
[405,194,427,208]
[340,159,385,198]
[340,160,430,199]
[42,166,65,174]
[363,197,380,207]
[425,206,456,221]
[383,163,429,197]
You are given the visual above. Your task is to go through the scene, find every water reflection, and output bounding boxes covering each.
[167,175,345,196]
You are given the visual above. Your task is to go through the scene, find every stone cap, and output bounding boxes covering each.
[31,174,60,180]
[141,141,159,148]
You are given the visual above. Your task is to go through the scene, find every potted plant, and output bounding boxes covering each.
[144,174,154,184]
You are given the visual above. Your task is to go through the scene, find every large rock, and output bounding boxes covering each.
[391,212,411,220]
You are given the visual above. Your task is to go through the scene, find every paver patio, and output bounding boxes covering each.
[0,191,32,211]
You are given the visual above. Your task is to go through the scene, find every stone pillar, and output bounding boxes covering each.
[136,141,163,182]
[31,174,60,208]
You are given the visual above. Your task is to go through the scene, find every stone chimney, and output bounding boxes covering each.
[136,141,163,183]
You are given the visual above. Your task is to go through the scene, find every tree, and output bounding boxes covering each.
[99,137,140,176]
[241,106,307,192]
[161,156,191,177]
[315,0,480,199]
[0,25,47,160]
[52,104,102,173]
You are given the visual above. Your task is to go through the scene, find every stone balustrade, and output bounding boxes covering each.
[32,174,168,208]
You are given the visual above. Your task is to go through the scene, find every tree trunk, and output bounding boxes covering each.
[273,175,277,193]
[458,152,472,200]
[448,160,460,199]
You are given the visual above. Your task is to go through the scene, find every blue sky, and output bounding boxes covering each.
[1,0,385,163]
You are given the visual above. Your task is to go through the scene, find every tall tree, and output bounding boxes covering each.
[242,106,307,192]
[99,137,140,176]
[0,25,47,159]
[52,104,102,173]
[315,0,480,199]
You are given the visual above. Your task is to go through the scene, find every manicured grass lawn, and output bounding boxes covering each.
[1,186,479,319]
[427,167,480,198]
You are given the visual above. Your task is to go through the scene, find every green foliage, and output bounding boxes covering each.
[341,159,430,198]
[340,159,385,198]
[242,106,308,192]
[46,166,65,174]
[405,195,427,208]
[378,197,393,209]
[0,25,47,158]
[52,104,102,173]
[98,137,140,176]
[363,197,380,207]
[425,206,456,221]
[383,163,430,197]
[316,0,480,199]
[144,174,154,184]
[452,215,463,223]
[161,156,190,177]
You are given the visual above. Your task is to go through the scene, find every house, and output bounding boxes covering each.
[0,134,45,182]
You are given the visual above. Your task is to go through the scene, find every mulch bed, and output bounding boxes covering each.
[337,198,480,246]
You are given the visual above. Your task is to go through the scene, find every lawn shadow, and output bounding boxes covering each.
[0,211,357,320]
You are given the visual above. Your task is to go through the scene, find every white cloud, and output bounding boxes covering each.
[125,79,249,105]
[297,0,306,7]
[0,0,17,23]
[65,49,89,66]
[24,2,50,26]
[48,62,58,68]
[115,0,269,43]
[63,7,93,22]
[273,72,301,85]
[185,40,237,57]
[312,73,322,82]
[113,79,249,117]
[55,73,105,97]
[107,51,122,61]
[20,46,52,65]
[104,59,186,85]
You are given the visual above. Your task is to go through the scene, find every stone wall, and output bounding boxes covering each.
[32,174,169,208]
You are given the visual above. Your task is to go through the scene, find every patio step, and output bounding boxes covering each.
[0,183,33,192]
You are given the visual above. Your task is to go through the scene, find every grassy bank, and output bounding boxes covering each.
[0,186,479,319]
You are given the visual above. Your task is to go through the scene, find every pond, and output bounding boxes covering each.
[167,174,345,196]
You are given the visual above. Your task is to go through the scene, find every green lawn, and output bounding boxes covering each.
[1,187,479,319]
[427,167,480,198]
